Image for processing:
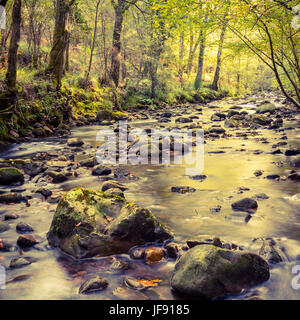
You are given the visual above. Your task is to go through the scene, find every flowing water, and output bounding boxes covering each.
[0,95,300,300]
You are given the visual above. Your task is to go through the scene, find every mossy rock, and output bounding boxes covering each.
[96,110,114,121]
[0,167,24,185]
[0,159,46,177]
[251,114,272,126]
[47,187,172,259]
[171,245,269,299]
[256,103,277,114]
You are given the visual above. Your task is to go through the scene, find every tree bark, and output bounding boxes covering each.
[47,0,75,90]
[6,0,21,91]
[85,0,100,86]
[212,15,228,91]
[194,30,206,90]
[111,1,124,87]
[178,32,185,88]
[110,0,137,87]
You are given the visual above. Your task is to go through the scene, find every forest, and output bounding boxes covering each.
[0,0,299,302]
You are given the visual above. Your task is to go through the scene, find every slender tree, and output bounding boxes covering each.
[47,0,77,90]
[6,0,21,91]
[211,9,229,91]
[110,0,138,87]
[85,0,101,87]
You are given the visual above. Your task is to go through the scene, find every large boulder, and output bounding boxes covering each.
[256,103,277,114]
[0,167,24,185]
[171,245,269,299]
[47,188,172,259]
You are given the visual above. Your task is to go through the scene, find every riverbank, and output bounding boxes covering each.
[0,91,299,300]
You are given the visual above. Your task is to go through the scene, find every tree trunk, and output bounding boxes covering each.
[47,0,74,90]
[64,30,70,72]
[6,0,21,91]
[194,31,206,90]
[212,20,227,91]
[110,3,124,87]
[187,29,201,76]
[178,32,185,88]
[85,0,100,86]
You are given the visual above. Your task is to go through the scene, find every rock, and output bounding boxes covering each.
[256,103,277,114]
[252,114,272,126]
[46,171,68,183]
[171,186,196,194]
[145,247,165,265]
[36,188,52,198]
[189,175,207,181]
[80,157,98,168]
[113,287,148,300]
[187,239,213,249]
[259,240,283,264]
[101,181,127,192]
[107,257,131,273]
[0,221,10,233]
[47,188,172,259]
[209,127,226,135]
[231,198,258,213]
[171,245,270,299]
[285,149,300,156]
[161,112,172,118]
[0,239,14,252]
[254,193,269,201]
[4,213,19,220]
[290,158,300,169]
[114,168,130,179]
[92,165,112,176]
[0,193,24,204]
[104,188,125,198]
[227,110,240,118]
[0,167,24,185]
[165,242,180,259]
[129,247,145,260]
[33,127,46,137]
[0,159,46,177]
[265,174,280,180]
[254,170,264,177]
[67,138,84,147]
[17,234,39,248]
[210,205,222,213]
[224,119,239,128]
[212,237,223,248]
[16,222,34,233]
[175,117,193,124]
[9,256,35,269]
[288,173,300,181]
[211,113,226,121]
[78,276,109,294]
[124,278,146,290]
